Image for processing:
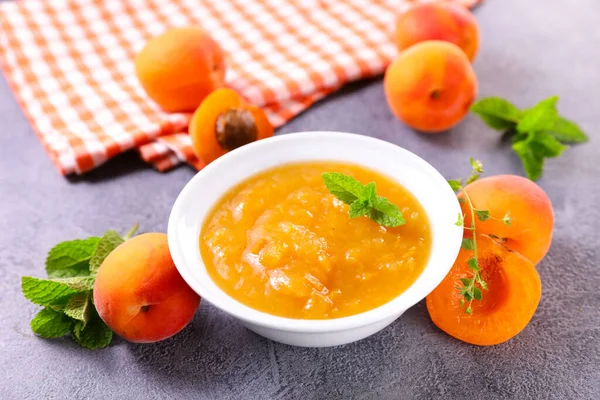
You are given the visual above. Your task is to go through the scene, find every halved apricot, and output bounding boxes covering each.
[426,234,542,346]
[189,88,274,165]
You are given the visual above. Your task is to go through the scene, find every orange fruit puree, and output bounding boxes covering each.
[200,162,431,319]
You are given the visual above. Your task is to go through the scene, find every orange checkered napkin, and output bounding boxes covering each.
[0,0,479,175]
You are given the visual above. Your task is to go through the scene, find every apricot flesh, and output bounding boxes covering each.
[384,40,477,133]
[459,175,554,265]
[93,233,200,343]
[395,2,480,61]
[427,234,542,346]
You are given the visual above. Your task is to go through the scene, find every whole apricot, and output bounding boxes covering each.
[93,233,200,343]
[459,175,554,265]
[396,2,480,61]
[135,27,226,112]
[384,40,477,133]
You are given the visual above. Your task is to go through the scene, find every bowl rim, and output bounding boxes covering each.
[168,131,462,333]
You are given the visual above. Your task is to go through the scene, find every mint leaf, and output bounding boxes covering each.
[529,132,568,158]
[71,315,113,350]
[370,197,405,227]
[63,292,91,324]
[545,117,589,144]
[517,96,559,133]
[321,173,365,205]
[45,237,100,278]
[71,321,84,341]
[22,276,94,306]
[472,287,483,300]
[363,182,377,203]
[512,140,544,181]
[460,278,471,286]
[470,97,520,130]
[89,230,124,275]
[349,200,371,218]
[461,238,475,250]
[30,308,72,339]
[447,179,462,192]
[322,172,405,227]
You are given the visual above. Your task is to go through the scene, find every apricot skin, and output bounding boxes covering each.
[459,175,554,265]
[395,2,480,61]
[384,40,477,133]
[93,233,200,343]
[135,27,226,112]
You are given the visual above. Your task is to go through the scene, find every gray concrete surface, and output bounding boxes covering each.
[1,0,599,399]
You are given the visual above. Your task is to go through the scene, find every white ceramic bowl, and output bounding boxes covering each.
[168,132,462,347]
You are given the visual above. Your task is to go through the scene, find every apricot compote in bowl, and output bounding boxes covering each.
[168,132,462,347]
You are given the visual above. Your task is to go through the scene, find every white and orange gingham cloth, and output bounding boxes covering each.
[0,0,479,175]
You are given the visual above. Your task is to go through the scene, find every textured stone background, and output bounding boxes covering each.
[1,0,599,399]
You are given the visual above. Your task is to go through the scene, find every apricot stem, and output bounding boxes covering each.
[461,189,485,314]
[215,109,257,151]
[123,223,139,241]
[140,305,150,312]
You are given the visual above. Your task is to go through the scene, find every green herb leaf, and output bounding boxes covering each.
[321,173,365,205]
[470,97,521,130]
[469,158,484,174]
[63,292,91,325]
[322,173,405,228]
[89,230,125,275]
[349,200,371,218]
[22,276,94,307]
[545,117,589,144]
[529,132,569,158]
[71,321,84,341]
[475,210,490,222]
[30,308,73,339]
[455,213,464,227]
[473,95,587,181]
[465,158,484,184]
[447,179,462,192]
[479,280,488,290]
[467,258,479,271]
[45,237,100,278]
[370,197,405,227]
[70,314,113,350]
[512,139,544,181]
[363,182,377,203]
[461,238,475,251]
[517,96,559,133]
[465,306,473,314]
[502,211,512,226]
[460,278,471,286]
[472,287,483,301]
